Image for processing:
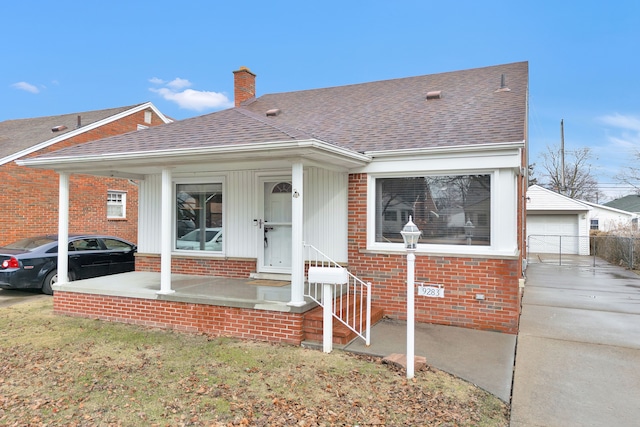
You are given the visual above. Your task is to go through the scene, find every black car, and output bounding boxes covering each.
[0,235,136,295]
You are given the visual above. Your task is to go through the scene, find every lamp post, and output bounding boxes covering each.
[464,218,475,245]
[400,216,421,379]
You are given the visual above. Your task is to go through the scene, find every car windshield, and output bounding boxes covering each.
[3,237,55,250]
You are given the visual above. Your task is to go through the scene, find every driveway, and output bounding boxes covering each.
[511,256,640,426]
[0,289,48,308]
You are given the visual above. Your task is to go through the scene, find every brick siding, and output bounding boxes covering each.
[347,173,521,334]
[0,109,165,246]
[135,254,256,278]
[53,291,304,345]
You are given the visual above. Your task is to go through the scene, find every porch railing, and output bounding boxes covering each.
[303,243,371,347]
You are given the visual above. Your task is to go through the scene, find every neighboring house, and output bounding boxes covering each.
[526,185,639,256]
[0,103,172,246]
[582,201,638,232]
[19,62,529,341]
[605,194,640,215]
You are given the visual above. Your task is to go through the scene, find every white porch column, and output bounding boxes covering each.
[57,172,70,284]
[289,162,305,306]
[158,168,175,294]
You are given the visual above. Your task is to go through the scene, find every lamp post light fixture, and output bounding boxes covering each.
[400,216,421,379]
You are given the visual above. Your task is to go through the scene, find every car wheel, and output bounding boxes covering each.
[42,270,58,295]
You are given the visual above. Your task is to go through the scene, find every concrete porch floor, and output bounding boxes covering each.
[52,272,320,314]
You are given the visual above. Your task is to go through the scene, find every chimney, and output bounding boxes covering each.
[233,66,256,107]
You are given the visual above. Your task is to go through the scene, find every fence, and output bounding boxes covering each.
[527,234,640,270]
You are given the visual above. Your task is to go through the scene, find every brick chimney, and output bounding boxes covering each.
[233,66,256,107]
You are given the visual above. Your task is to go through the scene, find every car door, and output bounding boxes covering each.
[101,238,136,274]
[68,237,111,279]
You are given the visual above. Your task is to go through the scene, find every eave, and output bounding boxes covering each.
[17,139,372,179]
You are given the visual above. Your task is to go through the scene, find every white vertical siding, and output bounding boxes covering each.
[492,169,519,252]
[136,167,348,262]
[226,170,258,258]
[138,174,162,253]
[304,167,349,263]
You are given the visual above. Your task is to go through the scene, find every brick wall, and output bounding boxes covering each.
[0,109,165,246]
[347,173,521,334]
[53,291,304,345]
[135,254,256,278]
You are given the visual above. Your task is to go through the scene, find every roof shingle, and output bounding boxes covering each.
[28,62,528,159]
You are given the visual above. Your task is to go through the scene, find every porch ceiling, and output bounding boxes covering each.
[17,139,371,179]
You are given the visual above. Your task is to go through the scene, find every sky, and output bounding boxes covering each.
[2,1,638,202]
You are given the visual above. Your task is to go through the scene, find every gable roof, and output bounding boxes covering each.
[243,61,528,152]
[18,62,528,176]
[604,194,640,213]
[526,185,591,212]
[0,102,172,166]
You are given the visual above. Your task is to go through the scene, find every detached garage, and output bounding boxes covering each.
[526,185,590,255]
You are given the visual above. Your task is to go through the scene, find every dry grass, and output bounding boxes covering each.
[0,298,508,426]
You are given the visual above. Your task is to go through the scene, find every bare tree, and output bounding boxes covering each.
[537,145,602,202]
[615,150,640,194]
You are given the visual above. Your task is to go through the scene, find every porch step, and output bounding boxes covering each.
[302,303,384,345]
[249,272,292,281]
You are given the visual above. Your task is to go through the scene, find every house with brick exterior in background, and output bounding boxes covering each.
[0,103,172,246]
[18,63,529,345]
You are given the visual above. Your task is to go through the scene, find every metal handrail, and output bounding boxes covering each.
[303,243,371,346]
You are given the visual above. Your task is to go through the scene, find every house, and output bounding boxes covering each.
[18,62,529,342]
[0,103,172,246]
[605,194,640,215]
[526,185,639,256]
[582,201,638,232]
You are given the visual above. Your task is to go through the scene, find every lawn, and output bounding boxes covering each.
[0,298,508,426]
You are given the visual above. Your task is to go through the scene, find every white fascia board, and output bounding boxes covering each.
[17,139,371,169]
[364,141,525,159]
[2,102,172,167]
[581,200,637,217]
[358,142,524,175]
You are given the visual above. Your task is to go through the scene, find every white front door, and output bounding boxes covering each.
[260,180,292,273]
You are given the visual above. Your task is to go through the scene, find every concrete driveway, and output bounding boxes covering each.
[511,256,640,426]
[0,289,48,308]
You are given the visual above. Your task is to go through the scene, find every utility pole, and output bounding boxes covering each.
[560,119,566,195]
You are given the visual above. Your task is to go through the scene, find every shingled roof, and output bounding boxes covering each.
[604,194,640,213]
[0,103,161,164]
[23,62,528,162]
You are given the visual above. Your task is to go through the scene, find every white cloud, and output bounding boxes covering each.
[149,77,232,111]
[599,113,640,132]
[166,78,191,90]
[597,113,640,152]
[11,81,40,94]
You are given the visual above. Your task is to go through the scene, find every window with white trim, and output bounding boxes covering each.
[175,182,223,252]
[107,191,126,219]
[374,174,491,246]
[590,219,599,230]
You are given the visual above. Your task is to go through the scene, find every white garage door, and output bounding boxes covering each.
[527,214,580,254]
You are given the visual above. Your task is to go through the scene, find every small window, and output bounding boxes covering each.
[144,110,152,124]
[107,191,126,219]
[590,219,599,230]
